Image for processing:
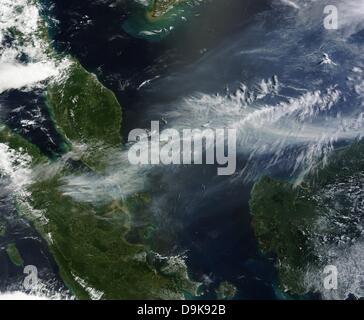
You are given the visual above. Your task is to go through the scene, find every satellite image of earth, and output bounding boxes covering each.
[0,0,364,300]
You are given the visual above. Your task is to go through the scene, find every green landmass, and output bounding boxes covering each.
[1,120,198,299]
[150,0,187,18]
[27,172,198,299]
[47,61,122,147]
[123,0,203,41]
[250,140,364,294]
[250,177,317,294]
[215,281,237,300]
[6,243,24,267]
[6,66,197,298]
[0,125,45,164]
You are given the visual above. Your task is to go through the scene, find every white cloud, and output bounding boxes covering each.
[0,62,59,94]
[0,292,50,300]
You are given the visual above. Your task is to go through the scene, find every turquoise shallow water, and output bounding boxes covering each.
[122,0,197,41]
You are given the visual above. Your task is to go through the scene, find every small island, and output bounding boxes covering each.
[6,243,24,267]
[123,0,203,41]
[215,281,237,300]
[149,0,186,19]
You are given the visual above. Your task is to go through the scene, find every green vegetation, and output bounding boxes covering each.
[6,243,24,267]
[0,123,198,299]
[150,0,187,18]
[47,61,122,147]
[250,141,364,294]
[250,177,317,294]
[0,125,45,164]
[215,281,237,300]
[43,56,199,299]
